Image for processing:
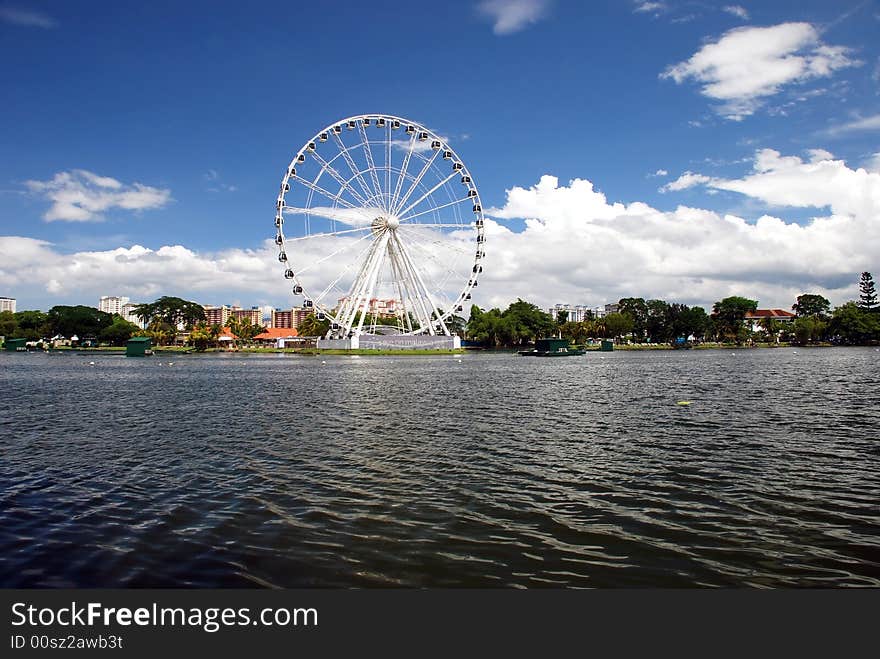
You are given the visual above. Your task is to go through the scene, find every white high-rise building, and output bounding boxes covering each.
[120,302,145,328]
[99,295,129,315]
[548,304,592,323]
[0,297,15,313]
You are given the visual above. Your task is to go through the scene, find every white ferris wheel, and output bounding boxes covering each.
[274,113,485,340]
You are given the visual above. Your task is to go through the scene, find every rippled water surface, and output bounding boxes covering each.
[1,348,879,587]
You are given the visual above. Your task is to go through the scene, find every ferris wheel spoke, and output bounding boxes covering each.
[390,132,417,213]
[357,121,385,210]
[332,132,376,202]
[396,222,469,229]
[281,225,373,242]
[397,225,472,258]
[399,196,473,222]
[291,175,357,209]
[312,237,378,310]
[395,170,460,219]
[385,123,392,211]
[395,229,468,296]
[293,229,376,276]
[308,150,371,208]
[391,148,441,217]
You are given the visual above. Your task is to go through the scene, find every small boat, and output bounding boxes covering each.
[519,338,586,357]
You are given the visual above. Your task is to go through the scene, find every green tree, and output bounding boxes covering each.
[14,310,50,340]
[133,296,206,330]
[829,302,880,344]
[47,306,113,338]
[618,298,648,341]
[792,316,826,345]
[0,310,17,338]
[668,304,709,342]
[793,294,831,318]
[645,299,672,343]
[99,316,141,346]
[227,315,263,345]
[711,296,758,342]
[144,320,176,346]
[858,272,877,310]
[603,312,633,343]
[187,323,216,351]
[298,313,330,337]
[759,317,781,343]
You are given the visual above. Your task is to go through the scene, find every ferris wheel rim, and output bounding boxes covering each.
[275,113,485,337]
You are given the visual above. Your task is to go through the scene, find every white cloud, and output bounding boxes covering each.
[822,113,880,136]
[661,23,859,120]
[24,170,171,222]
[477,0,550,35]
[866,153,880,173]
[477,150,878,309]
[0,6,56,28]
[633,2,666,13]
[0,238,285,307]
[659,171,711,192]
[649,169,668,177]
[5,149,877,314]
[722,5,749,20]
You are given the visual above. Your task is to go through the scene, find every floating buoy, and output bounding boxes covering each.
[457,359,462,363]
[676,401,692,406]
[321,360,326,364]
[88,361,95,366]
[168,362,174,366]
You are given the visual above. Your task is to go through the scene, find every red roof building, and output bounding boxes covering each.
[744,309,796,331]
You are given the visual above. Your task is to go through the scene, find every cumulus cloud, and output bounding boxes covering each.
[0,6,57,28]
[0,237,287,307]
[477,0,550,35]
[476,149,878,309]
[24,170,172,222]
[661,23,859,120]
[722,5,749,20]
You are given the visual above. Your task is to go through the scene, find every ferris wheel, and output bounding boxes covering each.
[274,114,485,339]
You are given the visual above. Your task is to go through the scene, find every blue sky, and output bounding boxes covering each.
[2,0,879,312]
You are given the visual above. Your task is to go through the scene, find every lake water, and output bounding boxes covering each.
[1,348,878,587]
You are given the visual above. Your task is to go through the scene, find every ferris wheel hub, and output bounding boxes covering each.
[385,216,400,229]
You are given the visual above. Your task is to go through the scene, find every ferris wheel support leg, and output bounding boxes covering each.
[392,231,450,336]
[387,244,414,333]
[336,237,383,336]
[354,232,390,337]
[387,238,429,333]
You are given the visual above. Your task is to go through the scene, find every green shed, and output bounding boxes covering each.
[126,336,152,357]
[600,340,614,352]
[4,338,27,352]
[535,338,570,353]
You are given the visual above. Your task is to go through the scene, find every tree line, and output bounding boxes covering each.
[464,272,879,347]
[3,273,877,349]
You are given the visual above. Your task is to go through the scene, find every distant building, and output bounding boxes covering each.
[253,327,300,347]
[120,302,145,328]
[548,304,592,323]
[99,295,129,315]
[0,297,15,313]
[230,306,264,327]
[203,305,231,327]
[744,309,796,332]
[272,308,312,330]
